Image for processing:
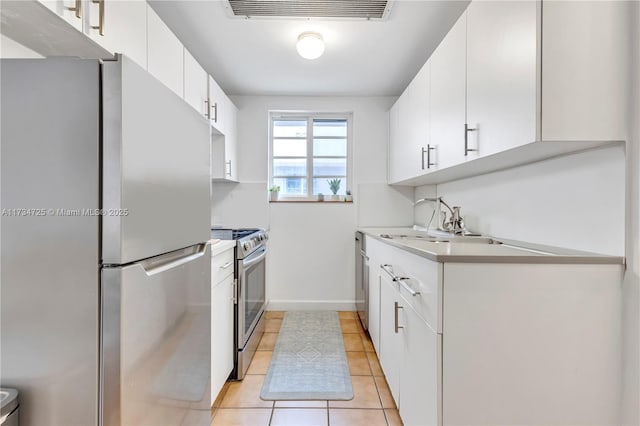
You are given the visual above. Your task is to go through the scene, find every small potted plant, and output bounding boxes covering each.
[344,190,353,202]
[269,185,280,202]
[327,178,341,201]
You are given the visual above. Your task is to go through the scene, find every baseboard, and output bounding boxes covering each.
[266,300,356,311]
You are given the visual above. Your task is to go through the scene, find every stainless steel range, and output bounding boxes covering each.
[211,228,268,380]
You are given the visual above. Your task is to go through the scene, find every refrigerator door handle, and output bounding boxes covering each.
[139,243,208,276]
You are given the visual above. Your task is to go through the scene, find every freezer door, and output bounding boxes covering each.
[102,55,211,264]
[1,58,100,426]
[101,243,212,426]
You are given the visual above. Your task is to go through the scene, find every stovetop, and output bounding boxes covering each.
[211,228,268,258]
[211,228,261,241]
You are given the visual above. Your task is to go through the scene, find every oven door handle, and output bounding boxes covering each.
[242,247,267,269]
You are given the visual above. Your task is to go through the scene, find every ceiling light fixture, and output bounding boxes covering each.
[296,32,325,60]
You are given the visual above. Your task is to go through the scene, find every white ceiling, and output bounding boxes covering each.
[149,0,469,96]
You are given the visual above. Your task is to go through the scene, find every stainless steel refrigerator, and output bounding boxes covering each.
[1,56,212,425]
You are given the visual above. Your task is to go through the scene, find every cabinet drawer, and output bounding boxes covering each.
[374,240,442,333]
[212,248,234,283]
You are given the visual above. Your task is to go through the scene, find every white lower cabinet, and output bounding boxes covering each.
[210,246,235,405]
[400,301,440,426]
[378,273,402,402]
[379,260,440,426]
[368,235,623,426]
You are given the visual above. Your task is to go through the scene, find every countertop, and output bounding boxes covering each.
[358,227,625,265]
[210,239,236,256]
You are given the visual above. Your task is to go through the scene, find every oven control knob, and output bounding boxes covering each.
[243,242,251,251]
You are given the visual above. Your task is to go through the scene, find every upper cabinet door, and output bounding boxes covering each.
[85,0,148,69]
[38,0,84,31]
[147,5,184,98]
[208,76,227,134]
[388,91,409,184]
[408,61,430,173]
[429,11,467,170]
[224,99,239,181]
[184,48,209,118]
[466,0,538,157]
[541,1,629,142]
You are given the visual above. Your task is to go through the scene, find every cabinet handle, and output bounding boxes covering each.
[464,124,478,156]
[220,261,233,270]
[91,0,104,36]
[423,144,435,169]
[226,160,232,177]
[394,301,404,333]
[360,250,369,261]
[204,99,211,119]
[397,278,421,296]
[66,0,81,19]
[421,145,435,169]
[211,102,218,123]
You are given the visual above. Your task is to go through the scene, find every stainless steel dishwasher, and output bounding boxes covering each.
[355,232,369,330]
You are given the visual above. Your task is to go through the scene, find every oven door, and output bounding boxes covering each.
[237,246,267,348]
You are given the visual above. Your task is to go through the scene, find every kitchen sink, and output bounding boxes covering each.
[380,233,502,245]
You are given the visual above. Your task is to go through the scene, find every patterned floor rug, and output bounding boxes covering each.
[260,311,354,400]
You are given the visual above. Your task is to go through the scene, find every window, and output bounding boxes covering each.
[270,113,351,199]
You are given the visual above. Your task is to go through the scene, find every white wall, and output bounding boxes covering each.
[622,2,639,423]
[419,146,625,255]
[211,96,412,310]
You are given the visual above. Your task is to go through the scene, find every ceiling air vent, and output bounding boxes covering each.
[225,0,394,20]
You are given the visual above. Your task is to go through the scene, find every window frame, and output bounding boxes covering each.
[269,111,353,201]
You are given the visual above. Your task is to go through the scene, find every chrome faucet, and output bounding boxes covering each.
[414,196,466,235]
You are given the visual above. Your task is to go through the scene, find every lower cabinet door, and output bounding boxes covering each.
[378,273,402,404]
[211,273,234,404]
[400,302,440,426]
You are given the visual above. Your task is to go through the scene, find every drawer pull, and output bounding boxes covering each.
[398,278,421,296]
[381,264,420,295]
[220,261,233,270]
[394,301,404,333]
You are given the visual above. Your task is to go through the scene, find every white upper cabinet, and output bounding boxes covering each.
[211,98,239,182]
[541,1,629,142]
[389,0,629,186]
[388,91,409,183]
[208,75,227,134]
[147,4,184,98]
[429,12,466,171]
[38,0,84,31]
[184,48,209,118]
[466,0,538,157]
[389,61,430,184]
[85,0,147,69]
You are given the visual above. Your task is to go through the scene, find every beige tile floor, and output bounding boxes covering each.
[210,311,403,426]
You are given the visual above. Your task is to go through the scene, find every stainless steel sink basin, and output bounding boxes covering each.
[380,234,449,243]
[380,233,502,245]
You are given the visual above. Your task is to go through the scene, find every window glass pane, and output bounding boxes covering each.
[313,138,347,156]
[274,177,307,196]
[273,120,307,138]
[313,119,347,137]
[313,158,347,177]
[273,139,307,157]
[313,178,347,196]
[273,158,306,176]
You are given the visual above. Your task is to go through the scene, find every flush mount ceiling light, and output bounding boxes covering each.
[296,32,325,60]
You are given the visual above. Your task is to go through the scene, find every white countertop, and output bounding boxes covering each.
[358,227,624,265]
[210,239,236,256]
